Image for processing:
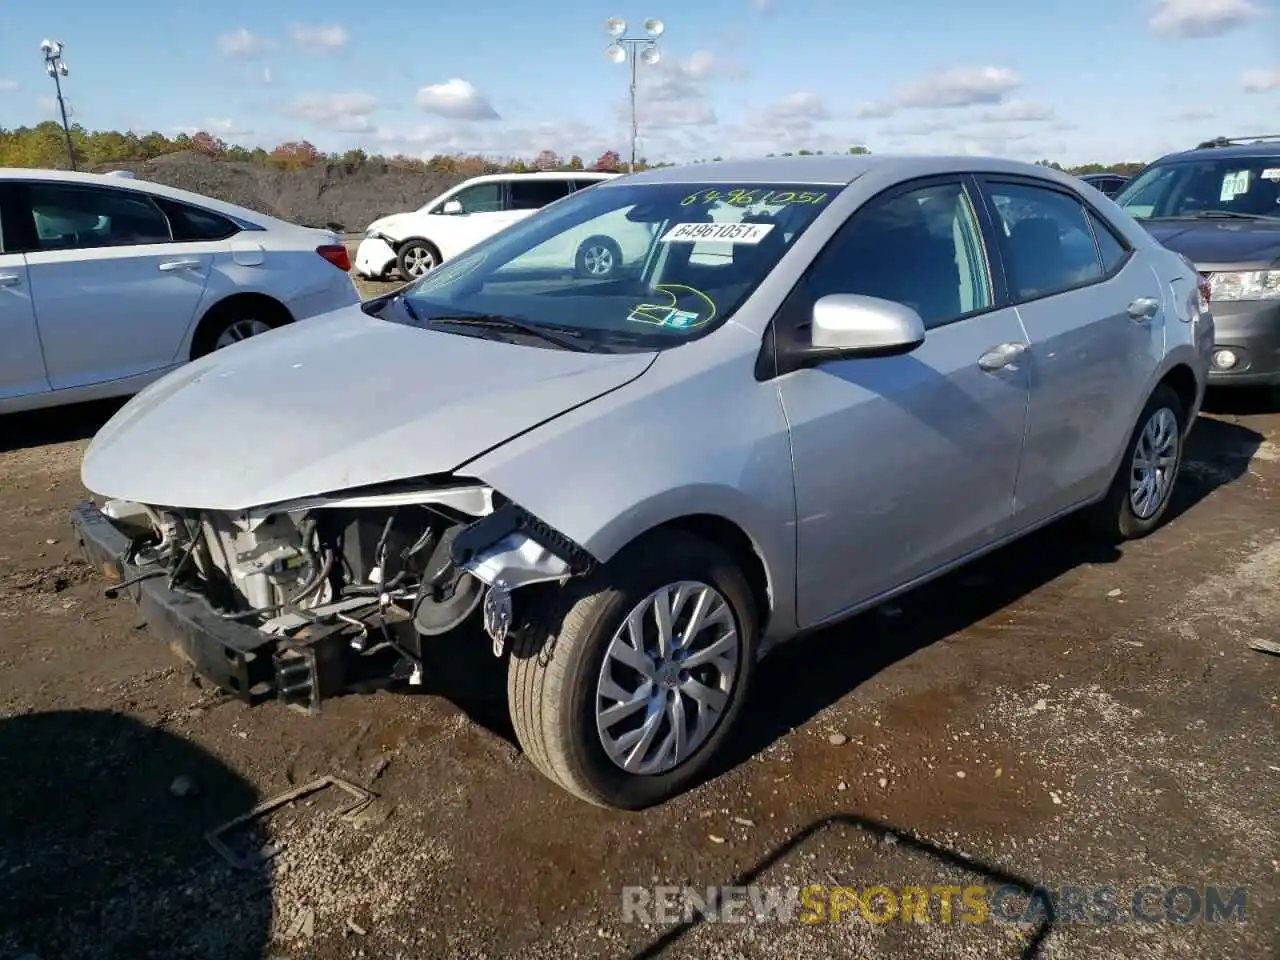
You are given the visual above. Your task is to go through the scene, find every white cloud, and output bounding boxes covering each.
[882,119,955,138]
[173,119,256,139]
[283,92,379,132]
[1167,107,1217,120]
[262,67,274,85]
[764,91,830,123]
[894,66,1020,109]
[631,52,740,128]
[415,79,500,121]
[976,100,1056,123]
[854,101,896,119]
[751,0,774,11]
[1148,0,1266,37]
[289,23,349,53]
[0,78,17,92]
[1242,68,1280,91]
[217,28,266,58]
[374,118,611,162]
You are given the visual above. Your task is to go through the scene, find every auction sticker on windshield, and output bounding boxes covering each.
[660,222,776,244]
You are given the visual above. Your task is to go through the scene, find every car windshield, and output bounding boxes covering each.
[393,181,839,351]
[1115,155,1280,220]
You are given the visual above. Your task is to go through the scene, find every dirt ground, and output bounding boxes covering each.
[1,295,1277,958]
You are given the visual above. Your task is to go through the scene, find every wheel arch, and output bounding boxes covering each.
[609,511,775,637]
[1159,362,1199,428]
[189,292,294,360]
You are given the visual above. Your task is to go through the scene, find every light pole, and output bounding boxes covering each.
[604,16,664,174]
[40,39,76,171]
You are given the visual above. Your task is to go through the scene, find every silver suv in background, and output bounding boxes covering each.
[1116,135,1280,388]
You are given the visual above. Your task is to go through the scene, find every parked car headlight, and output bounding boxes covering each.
[1208,270,1280,301]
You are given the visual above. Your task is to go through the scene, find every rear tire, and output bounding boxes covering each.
[574,236,623,279]
[191,299,289,359]
[1086,383,1186,541]
[507,530,758,809]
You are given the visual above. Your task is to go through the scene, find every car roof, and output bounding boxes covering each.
[1158,137,1280,162]
[0,166,298,229]
[460,171,618,185]
[612,154,1080,187]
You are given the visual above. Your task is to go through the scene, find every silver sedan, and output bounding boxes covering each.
[73,154,1213,809]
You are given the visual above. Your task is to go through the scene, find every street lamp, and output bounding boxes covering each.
[40,39,77,171]
[604,16,664,174]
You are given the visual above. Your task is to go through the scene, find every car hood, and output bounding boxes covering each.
[1143,219,1280,268]
[81,307,656,511]
[367,213,418,237]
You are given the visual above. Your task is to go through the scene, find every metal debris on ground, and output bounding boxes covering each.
[1248,639,1280,656]
[205,775,376,870]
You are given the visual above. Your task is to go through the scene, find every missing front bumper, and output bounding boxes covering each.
[70,501,279,703]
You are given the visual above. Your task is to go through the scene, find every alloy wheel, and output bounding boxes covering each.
[595,580,740,775]
[582,244,615,276]
[213,318,273,350]
[1129,406,1179,519]
[403,247,436,277]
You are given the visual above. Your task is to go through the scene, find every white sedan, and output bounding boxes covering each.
[0,168,360,415]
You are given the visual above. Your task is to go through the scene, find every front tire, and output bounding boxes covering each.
[396,239,439,279]
[1087,383,1186,540]
[507,530,758,809]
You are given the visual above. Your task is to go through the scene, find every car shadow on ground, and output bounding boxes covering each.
[628,812,1054,960]
[0,709,273,960]
[1200,385,1278,417]
[705,412,1263,781]
[0,398,126,454]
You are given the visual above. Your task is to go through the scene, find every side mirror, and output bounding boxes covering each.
[442,200,464,215]
[809,294,925,357]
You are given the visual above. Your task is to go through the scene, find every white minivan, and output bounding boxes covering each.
[353,171,654,281]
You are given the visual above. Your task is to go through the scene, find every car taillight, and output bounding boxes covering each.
[316,244,351,272]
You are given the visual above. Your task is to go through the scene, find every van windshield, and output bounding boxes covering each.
[394,181,839,351]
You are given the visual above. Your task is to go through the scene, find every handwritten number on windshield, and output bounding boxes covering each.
[679,188,829,207]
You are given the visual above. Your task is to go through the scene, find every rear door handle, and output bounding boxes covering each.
[0,274,20,287]
[158,259,202,272]
[1128,296,1160,321]
[978,341,1028,371]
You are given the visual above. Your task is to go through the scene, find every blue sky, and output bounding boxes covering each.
[1,0,1278,165]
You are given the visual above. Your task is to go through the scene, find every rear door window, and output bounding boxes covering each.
[984,181,1103,300]
[509,179,573,211]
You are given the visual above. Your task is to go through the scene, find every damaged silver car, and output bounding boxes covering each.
[72,155,1211,809]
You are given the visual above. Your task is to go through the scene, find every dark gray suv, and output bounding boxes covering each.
[1115,135,1280,387]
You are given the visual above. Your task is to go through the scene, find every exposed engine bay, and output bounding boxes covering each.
[95,484,594,712]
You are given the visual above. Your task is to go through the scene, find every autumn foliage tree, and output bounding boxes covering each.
[0,121,1142,178]
[591,150,622,172]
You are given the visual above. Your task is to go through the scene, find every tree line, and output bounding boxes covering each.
[0,121,1145,177]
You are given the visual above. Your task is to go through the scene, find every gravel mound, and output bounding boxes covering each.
[96,153,467,231]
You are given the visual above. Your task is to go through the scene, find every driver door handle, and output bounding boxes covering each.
[0,274,20,287]
[1128,296,1160,322]
[978,341,1028,371]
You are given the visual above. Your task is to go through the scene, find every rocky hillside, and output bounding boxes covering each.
[97,152,468,231]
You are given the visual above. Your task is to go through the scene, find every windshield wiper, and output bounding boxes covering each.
[424,313,588,352]
[1191,210,1280,221]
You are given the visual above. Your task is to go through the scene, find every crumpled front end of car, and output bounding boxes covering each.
[71,479,595,712]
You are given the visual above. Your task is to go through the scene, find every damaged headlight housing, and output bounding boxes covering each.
[1208,270,1280,301]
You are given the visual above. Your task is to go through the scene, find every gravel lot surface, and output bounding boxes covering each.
[0,280,1276,959]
